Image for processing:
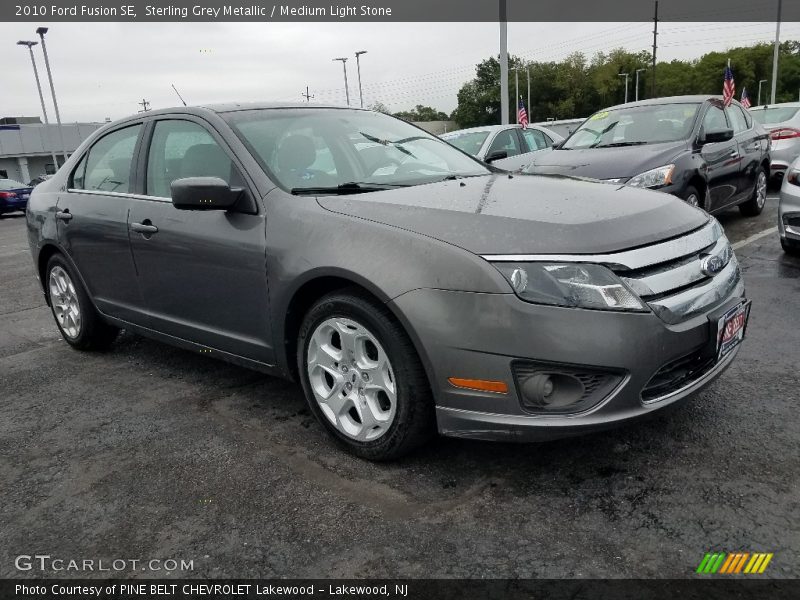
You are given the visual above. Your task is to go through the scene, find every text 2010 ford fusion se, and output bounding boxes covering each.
[26,104,750,460]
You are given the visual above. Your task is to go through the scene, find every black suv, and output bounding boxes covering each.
[527,95,770,216]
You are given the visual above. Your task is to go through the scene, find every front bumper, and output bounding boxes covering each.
[390,282,745,442]
[779,178,800,242]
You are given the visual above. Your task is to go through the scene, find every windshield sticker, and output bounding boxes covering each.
[590,111,609,120]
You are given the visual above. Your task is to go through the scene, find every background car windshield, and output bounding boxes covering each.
[750,106,800,124]
[226,108,488,191]
[441,131,490,156]
[0,179,26,190]
[562,103,701,149]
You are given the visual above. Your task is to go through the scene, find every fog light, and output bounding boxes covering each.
[513,361,626,415]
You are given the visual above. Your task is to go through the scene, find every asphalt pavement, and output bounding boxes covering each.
[0,196,798,579]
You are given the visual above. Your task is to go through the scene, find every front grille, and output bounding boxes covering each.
[641,348,716,403]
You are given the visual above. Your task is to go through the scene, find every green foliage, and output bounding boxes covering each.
[452,41,800,128]
[392,104,450,122]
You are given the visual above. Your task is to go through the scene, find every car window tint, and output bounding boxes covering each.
[488,129,521,157]
[82,125,141,193]
[146,120,242,198]
[71,154,88,189]
[702,105,728,133]
[521,129,548,151]
[727,106,749,133]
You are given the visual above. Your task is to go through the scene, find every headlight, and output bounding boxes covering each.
[627,164,675,189]
[492,262,646,311]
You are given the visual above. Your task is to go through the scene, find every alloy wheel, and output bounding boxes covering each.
[685,193,699,207]
[306,317,397,442]
[756,171,767,209]
[49,266,82,339]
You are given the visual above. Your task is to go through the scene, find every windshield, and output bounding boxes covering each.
[562,102,701,149]
[225,108,489,193]
[750,106,800,125]
[0,179,26,190]
[441,131,490,156]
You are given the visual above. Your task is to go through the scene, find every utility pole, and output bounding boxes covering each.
[333,57,350,106]
[771,0,782,105]
[301,86,314,102]
[138,98,151,112]
[36,27,68,161]
[652,0,659,97]
[635,68,646,101]
[513,67,519,123]
[619,72,630,104]
[527,67,531,119]
[355,50,367,108]
[499,0,509,125]
[17,40,58,170]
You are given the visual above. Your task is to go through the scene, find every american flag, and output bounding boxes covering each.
[723,63,736,107]
[517,96,528,129]
[740,87,751,109]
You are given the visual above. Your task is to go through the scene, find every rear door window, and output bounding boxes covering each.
[521,129,549,151]
[81,125,142,193]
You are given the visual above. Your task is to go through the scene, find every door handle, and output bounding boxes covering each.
[55,209,73,221]
[131,222,158,234]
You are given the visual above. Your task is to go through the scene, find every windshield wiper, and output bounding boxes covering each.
[291,182,409,195]
[592,141,648,148]
[359,132,418,159]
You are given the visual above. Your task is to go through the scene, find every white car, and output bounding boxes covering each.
[442,124,564,171]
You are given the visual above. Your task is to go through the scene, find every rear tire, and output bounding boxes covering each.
[297,288,435,461]
[45,254,119,351]
[739,167,767,217]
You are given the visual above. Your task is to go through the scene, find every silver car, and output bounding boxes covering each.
[442,124,564,171]
[749,102,800,183]
[779,155,800,255]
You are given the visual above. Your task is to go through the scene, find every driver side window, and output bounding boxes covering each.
[488,129,522,158]
[702,105,729,133]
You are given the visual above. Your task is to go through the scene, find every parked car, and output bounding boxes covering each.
[28,174,54,187]
[27,103,748,460]
[527,95,770,217]
[749,102,800,184]
[0,178,33,216]
[441,124,563,171]
[778,155,800,255]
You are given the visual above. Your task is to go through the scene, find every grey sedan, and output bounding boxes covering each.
[26,103,748,460]
[750,102,800,183]
[779,155,800,255]
[441,124,563,171]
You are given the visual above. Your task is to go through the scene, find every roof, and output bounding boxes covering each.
[748,102,800,109]
[442,124,552,136]
[601,95,725,111]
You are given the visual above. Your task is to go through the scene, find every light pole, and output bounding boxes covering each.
[635,68,646,101]
[17,40,59,171]
[499,0,509,125]
[511,67,519,123]
[36,27,68,162]
[526,67,531,119]
[333,57,350,106]
[758,79,768,106]
[771,0,782,105]
[619,72,630,104]
[354,50,367,108]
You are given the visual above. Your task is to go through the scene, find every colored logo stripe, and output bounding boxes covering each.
[697,552,773,574]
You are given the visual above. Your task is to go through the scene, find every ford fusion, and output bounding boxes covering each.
[26,104,749,460]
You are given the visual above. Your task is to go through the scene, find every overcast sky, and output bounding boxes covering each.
[2,20,799,123]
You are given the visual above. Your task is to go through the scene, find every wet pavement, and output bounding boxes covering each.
[0,197,798,579]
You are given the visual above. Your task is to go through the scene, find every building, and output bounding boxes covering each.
[0,117,104,183]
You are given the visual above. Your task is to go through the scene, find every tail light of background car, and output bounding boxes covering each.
[769,128,800,141]
[0,192,18,199]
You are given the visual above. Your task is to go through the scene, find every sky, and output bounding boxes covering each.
[2,20,799,123]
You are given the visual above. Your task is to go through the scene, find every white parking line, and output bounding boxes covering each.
[732,227,779,250]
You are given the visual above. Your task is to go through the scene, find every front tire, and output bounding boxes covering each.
[297,289,435,460]
[739,167,767,216]
[681,185,703,210]
[46,254,119,351]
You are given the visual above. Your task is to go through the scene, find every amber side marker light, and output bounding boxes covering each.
[448,378,509,394]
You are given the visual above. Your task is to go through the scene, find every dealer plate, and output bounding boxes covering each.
[716,300,751,361]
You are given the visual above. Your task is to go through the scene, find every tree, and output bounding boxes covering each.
[368,101,391,114]
[393,105,449,122]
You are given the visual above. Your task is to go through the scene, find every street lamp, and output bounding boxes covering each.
[354,50,367,108]
[17,40,59,171]
[332,57,350,106]
[635,68,646,102]
[35,27,68,161]
[619,72,630,104]
[757,79,768,106]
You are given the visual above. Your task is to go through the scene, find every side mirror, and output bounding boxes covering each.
[699,128,734,145]
[170,177,241,211]
[484,150,508,163]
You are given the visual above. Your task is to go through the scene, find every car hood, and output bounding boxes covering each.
[317,174,708,255]
[527,140,688,180]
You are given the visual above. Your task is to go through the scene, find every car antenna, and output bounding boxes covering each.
[171,84,188,107]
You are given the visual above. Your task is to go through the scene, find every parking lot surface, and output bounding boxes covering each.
[1,197,798,579]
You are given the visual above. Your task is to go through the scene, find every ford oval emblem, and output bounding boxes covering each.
[700,255,726,277]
